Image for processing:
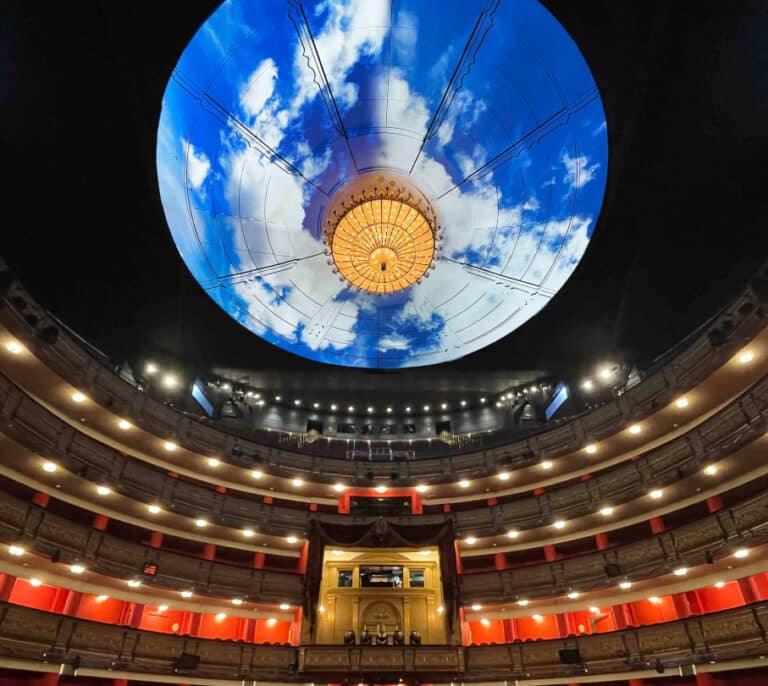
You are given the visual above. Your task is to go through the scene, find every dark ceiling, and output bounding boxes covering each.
[1,1,767,386]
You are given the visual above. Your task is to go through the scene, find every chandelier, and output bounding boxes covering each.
[323,175,441,295]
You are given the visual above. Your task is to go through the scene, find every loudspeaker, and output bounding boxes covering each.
[655,659,665,674]
[679,664,696,676]
[558,649,582,665]
[174,653,200,670]
[705,550,715,564]
[604,563,622,577]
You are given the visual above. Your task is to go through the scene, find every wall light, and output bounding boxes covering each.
[96,485,111,496]
[375,485,387,494]
[628,424,642,435]
[194,519,208,528]
[738,350,754,364]
[8,545,25,557]
[471,603,482,611]
[497,472,510,481]
[207,458,220,468]
[251,470,263,479]
[286,536,298,544]
[507,530,519,539]
[181,590,193,598]
[292,478,304,487]
[619,581,632,590]
[42,461,57,473]
[584,443,598,454]
[567,591,580,599]
[416,484,428,493]
[118,419,132,430]
[242,529,255,538]
[734,548,750,559]
[553,520,566,529]
[164,441,177,452]
[673,567,688,576]
[71,391,86,403]
[675,397,689,409]
[540,460,553,470]
[127,579,141,588]
[458,479,470,488]
[5,340,23,354]
[704,465,718,476]
[465,536,477,545]
[279,603,291,611]
[649,489,663,499]
[600,506,614,516]
[70,564,85,575]
[333,483,346,492]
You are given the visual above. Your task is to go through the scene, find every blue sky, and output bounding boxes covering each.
[157,0,608,368]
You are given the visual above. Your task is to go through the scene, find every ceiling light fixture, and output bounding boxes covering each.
[497,472,510,481]
[96,485,111,496]
[292,478,304,487]
[251,470,263,479]
[540,460,553,470]
[567,591,580,599]
[286,536,298,544]
[619,581,632,590]
[242,529,255,538]
[704,465,718,476]
[70,564,85,575]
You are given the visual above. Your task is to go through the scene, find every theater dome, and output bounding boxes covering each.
[157,0,608,368]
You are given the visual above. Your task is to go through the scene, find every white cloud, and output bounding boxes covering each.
[562,150,600,189]
[378,333,410,352]
[240,58,279,117]
[185,139,211,192]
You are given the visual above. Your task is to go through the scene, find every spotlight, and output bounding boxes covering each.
[8,545,25,557]
[458,479,470,488]
[465,536,477,545]
[628,424,642,435]
[194,519,208,528]
[71,391,86,403]
[118,419,132,430]
[553,520,566,529]
[734,548,750,559]
[333,483,346,492]
[5,340,23,354]
[507,529,519,539]
[581,379,594,391]
[162,374,177,388]
[649,489,663,499]
[242,529,255,538]
[738,350,754,364]
[675,396,689,409]
[42,461,57,473]
[619,581,632,590]
[584,443,597,454]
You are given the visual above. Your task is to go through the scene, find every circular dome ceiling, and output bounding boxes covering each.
[157,0,608,368]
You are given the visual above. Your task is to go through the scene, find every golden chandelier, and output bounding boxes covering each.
[323,175,441,295]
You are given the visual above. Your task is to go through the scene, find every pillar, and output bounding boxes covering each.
[296,540,309,574]
[32,492,50,508]
[706,495,725,513]
[252,552,266,569]
[0,574,17,602]
[128,603,145,628]
[672,593,692,618]
[738,577,761,604]
[649,516,665,534]
[62,590,83,616]
[93,513,109,531]
[595,532,609,550]
[202,543,216,561]
[148,531,164,548]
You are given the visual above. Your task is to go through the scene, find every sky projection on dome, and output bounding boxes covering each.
[157,0,608,368]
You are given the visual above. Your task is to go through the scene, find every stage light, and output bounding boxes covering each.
[118,419,132,430]
[5,340,23,354]
[71,391,86,403]
[42,461,57,473]
[584,443,597,454]
[675,396,689,409]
